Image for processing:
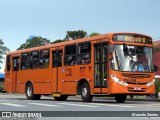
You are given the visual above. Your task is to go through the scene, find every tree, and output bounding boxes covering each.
[17,36,51,50]
[0,39,9,64]
[51,39,64,44]
[64,30,87,40]
[89,32,101,37]
[153,40,160,53]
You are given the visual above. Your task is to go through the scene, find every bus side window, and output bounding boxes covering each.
[77,42,91,65]
[64,45,76,66]
[6,55,11,71]
[52,50,62,67]
[13,57,20,71]
[21,52,30,70]
[30,51,39,69]
[39,49,50,68]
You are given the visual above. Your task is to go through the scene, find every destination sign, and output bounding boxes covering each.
[113,34,152,44]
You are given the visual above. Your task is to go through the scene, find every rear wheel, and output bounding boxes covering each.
[115,95,127,103]
[81,82,93,102]
[25,83,41,100]
[54,95,68,101]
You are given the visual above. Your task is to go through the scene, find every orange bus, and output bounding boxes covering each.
[4,32,155,103]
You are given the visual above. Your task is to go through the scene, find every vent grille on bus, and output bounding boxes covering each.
[127,87,147,92]
[122,74,151,78]
[126,82,147,85]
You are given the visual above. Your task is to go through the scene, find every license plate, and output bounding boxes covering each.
[134,87,141,90]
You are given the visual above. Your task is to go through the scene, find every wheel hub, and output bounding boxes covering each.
[82,88,87,97]
[27,87,32,97]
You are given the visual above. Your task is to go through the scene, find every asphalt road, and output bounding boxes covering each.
[0,94,160,120]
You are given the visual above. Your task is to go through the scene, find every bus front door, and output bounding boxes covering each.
[94,43,108,94]
[12,56,20,92]
[52,50,63,93]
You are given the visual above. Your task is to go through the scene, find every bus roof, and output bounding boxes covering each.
[7,34,107,55]
[6,32,152,55]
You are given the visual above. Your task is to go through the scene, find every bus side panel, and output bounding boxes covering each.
[62,82,77,95]
[61,64,93,95]
[4,72,13,92]
[61,66,78,95]
[51,67,63,93]
[34,83,51,94]
[32,69,51,94]
[17,69,52,94]
[16,83,25,94]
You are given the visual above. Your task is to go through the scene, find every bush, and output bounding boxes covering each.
[155,79,160,92]
[0,82,4,90]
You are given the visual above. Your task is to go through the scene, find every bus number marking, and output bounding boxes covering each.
[66,68,72,76]
[80,67,86,76]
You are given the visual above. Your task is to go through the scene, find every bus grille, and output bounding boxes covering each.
[127,87,146,92]
[122,74,151,78]
[126,82,147,85]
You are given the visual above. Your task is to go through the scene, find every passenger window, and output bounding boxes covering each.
[21,53,30,70]
[64,45,76,66]
[53,50,62,67]
[30,51,39,69]
[39,50,50,68]
[13,57,20,71]
[77,42,91,64]
[6,55,11,71]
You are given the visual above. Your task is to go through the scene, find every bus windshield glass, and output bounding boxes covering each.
[110,44,153,72]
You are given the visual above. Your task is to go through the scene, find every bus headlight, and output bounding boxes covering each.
[146,79,155,86]
[111,75,128,86]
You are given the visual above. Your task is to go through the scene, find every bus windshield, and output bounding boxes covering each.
[110,44,153,72]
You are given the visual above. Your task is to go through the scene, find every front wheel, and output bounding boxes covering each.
[81,82,93,102]
[115,95,127,103]
[25,83,41,100]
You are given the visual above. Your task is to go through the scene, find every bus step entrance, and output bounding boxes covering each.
[52,93,61,97]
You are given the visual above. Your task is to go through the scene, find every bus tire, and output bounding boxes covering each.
[115,95,126,103]
[54,95,68,101]
[81,82,93,102]
[25,83,41,100]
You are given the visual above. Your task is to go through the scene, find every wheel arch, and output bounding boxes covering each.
[77,78,89,95]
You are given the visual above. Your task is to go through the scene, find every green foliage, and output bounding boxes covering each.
[153,45,160,53]
[17,36,51,50]
[0,82,4,90]
[64,30,87,40]
[51,39,64,44]
[0,39,10,63]
[155,79,160,92]
[89,32,101,37]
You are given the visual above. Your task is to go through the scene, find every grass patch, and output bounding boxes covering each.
[0,82,4,90]
[155,78,160,92]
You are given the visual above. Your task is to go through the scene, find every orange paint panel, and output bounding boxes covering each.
[101,88,108,93]
[17,69,51,94]
[62,82,77,95]
[4,83,12,93]
[93,88,101,93]
[4,72,13,93]
[16,83,25,94]
[145,85,155,94]
[34,83,51,94]
[12,72,17,92]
